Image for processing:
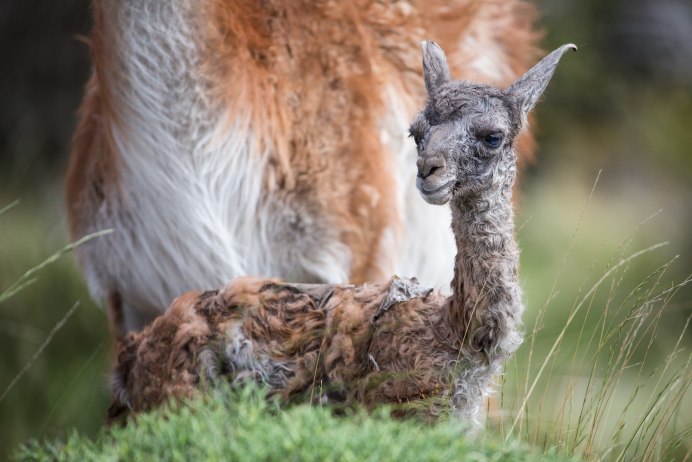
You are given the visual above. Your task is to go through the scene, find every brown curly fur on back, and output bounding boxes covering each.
[109,277,454,422]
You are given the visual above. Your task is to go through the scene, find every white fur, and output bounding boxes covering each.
[82,1,350,330]
[381,85,456,293]
[457,33,516,84]
[223,322,290,389]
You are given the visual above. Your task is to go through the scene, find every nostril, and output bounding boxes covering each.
[418,162,443,179]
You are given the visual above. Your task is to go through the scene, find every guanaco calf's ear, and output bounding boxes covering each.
[506,43,577,124]
[421,41,451,95]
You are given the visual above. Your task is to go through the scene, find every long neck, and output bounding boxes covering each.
[446,170,523,360]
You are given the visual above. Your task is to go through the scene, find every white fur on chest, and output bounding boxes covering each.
[380,86,456,294]
[89,2,350,328]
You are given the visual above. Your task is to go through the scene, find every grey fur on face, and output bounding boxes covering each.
[411,41,577,204]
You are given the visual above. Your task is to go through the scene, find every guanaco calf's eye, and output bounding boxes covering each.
[483,132,503,148]
[408,130,422,146]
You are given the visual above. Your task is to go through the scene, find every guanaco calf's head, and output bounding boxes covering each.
[410,42,576,204]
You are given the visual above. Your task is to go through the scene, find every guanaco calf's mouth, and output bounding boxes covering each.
[417,178,455,204]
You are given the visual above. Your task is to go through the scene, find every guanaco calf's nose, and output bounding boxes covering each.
[417,156,445,179]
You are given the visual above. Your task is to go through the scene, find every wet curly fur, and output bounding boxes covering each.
[108,43,576,424]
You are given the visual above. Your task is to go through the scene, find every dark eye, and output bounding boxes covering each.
[482,132,503,148]
[408,130,422,146]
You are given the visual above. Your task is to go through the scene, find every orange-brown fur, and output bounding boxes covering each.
[66,0,540,338]
[200,0,539,281]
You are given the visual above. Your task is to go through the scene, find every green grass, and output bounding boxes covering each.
[15,385,577,462]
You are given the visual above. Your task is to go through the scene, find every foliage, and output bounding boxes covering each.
[494,174,691,461]
[15,385,577,462]
[0,198,112,458]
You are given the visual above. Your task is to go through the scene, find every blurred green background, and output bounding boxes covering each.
[0,0,690,458]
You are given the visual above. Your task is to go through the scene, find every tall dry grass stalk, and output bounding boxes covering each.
[489,177,691,461]
[0,202,112,404]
